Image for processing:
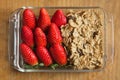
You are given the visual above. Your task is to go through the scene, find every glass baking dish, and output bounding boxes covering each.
[8,7,114,72]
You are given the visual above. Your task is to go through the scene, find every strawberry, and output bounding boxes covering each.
[23,9,36,30]
[34,27,47,47]
[50,44,67,65]
[47,23,62,45]
[51,9,67,27]
[36,46,52,66]
[20,43,38,66]
[38,8,51,31]
[21,26,34,48]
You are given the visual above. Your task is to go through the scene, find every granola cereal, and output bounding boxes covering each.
[61,9,104,70]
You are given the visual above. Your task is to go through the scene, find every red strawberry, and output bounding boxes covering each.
[36,46,52,66]
[21,26,34,48]
[20,43,38,66]
[50,44,67,65]
[38,8,51,31]
[47,23,62,45]
[23,9,36,30]
[51,9,66,27]
[34,27,47,47]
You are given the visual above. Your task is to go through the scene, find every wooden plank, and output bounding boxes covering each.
[0,0,119,80]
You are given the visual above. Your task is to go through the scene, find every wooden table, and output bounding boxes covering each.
[0,0,119,80]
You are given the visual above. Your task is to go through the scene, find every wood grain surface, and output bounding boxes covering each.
[0,0,119,80]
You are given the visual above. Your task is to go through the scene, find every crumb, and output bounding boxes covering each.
[61,9,104,70]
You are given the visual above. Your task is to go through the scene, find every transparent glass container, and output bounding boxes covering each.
[8,7,114,72]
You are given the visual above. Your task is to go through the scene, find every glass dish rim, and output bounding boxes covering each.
[8,6,113,72]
